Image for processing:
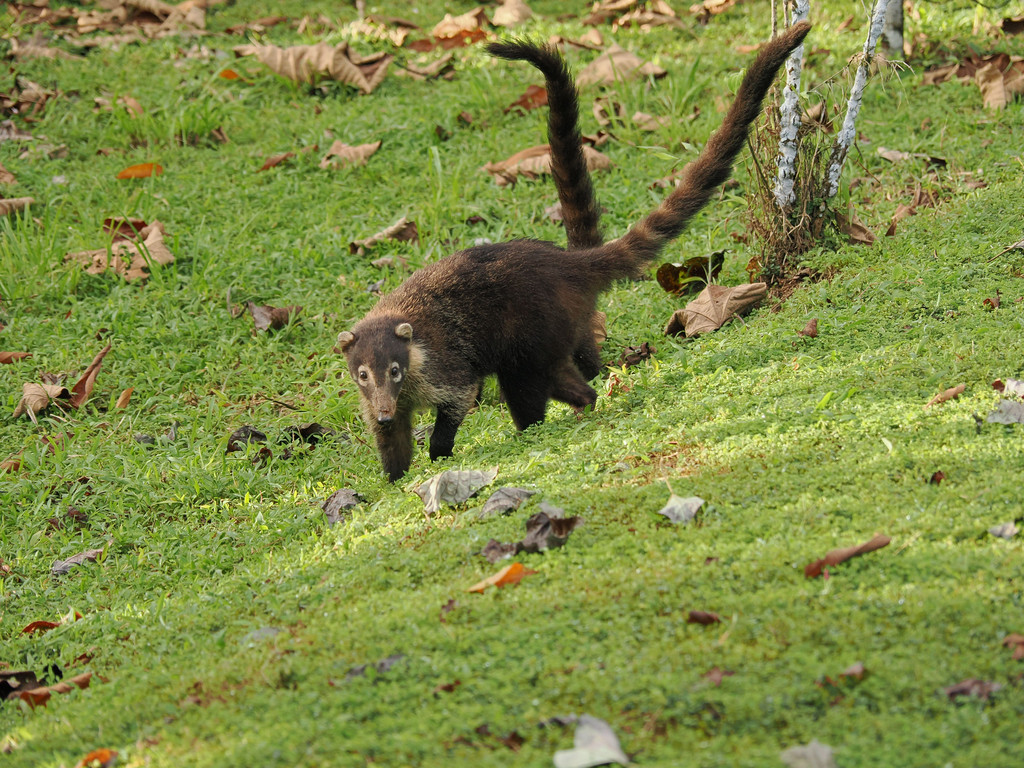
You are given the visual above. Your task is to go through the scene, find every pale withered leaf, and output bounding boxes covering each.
[553,714,630,768]
[656,494,704,524]
[415,467,498,515]
[479,486,535,518]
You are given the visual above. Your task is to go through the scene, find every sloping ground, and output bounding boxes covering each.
[2,1,1023,766]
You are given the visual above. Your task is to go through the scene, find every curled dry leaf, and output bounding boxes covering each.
[576,43,667,88]
[656,494,704,524]
[234,42,392,93]
[0,162,17,185]
[780,739,838,768]
[226,425,267,453]
[987,399,1024,424]
[52,548,104,576]
[483,144,611,187]
[21,620,61,635]
[467,561,537,593]
[835,210,876,245]
[929,470,946,485]
[553,714,630,768]
[12,382,69,421]
[319,139,381,169]
[1002,633,1024,660]
[246,302,302,332]
[70,344,112,409]
[116,162,163,179]
[687,610,722,625]
[632,110,671,131]
[703,667,735,685]
[592,96,626,127]
[65,220,175,281]
[416,468,498,514]
[804,533,891,578]
[493,0,533,27]
[323,489,362,526]
[74,749,118,768]
[114,387,133,409]
[0,197,34,216]
[0,352,32,364]
[481,539,518,563]
[258,151,295,171]
[431,7,489,38]
[655,251,725,295]
[349,216,418,255]
[798,318,819,338]
[479,486,535,518]
[505,84,547,113]
[9,671,93,708]
[944,678,1002,701]
[663,282,767,338]
[925,383,965,408]
[618,342,655,368]
[518,511,584,554]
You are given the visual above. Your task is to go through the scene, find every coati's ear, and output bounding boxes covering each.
[395,322,413,340]
[336,331,356,352]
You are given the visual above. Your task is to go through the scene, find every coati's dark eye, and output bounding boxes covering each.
[390,364,400,379]
[358,370,368,381]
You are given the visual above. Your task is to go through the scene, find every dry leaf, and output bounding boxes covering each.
[885,203,917,237]
[702,667,735,686]
[989,521,1018,539]
[10,671,92,708]
[493,0,533,27]
[247,302,302,332]
[51,547,105,577]
[663,282,767,338]
[505,84,547,113]
[12,382,69,421]
[517,510,584,554]
[323,488,362,526]
[319,139,381,169]
[396,52,454,80]
[69,345,111,409]
[65,221,174,281]
[593,96,626,127]
[656,494,704,524]
[74,749,118,768]
[976,63,1009,109]
[116,162,163,179]
[836,211,876,245]
[987,399,1024,424]
[467,561,537,593]
[21,620,61,635]
[631,110,671,131]
[479,487,535,518]
[0,162,16,185]
[618,342,655,367]
[0,197,34,216]
[687,610,722,625]
[925,383,965,408]
[349,216,418,255]
[798,318,819,337]
[432,7,489,37]
[553,714,629,768]
[780,739,838,768]
[655,251,725,294]
[482,144,611,187]
[234,42,392,93]
[944,678,1002,701]
[804,533,891,578]
[258,151,295,171]
[114,387,133,409]
[0,351,32,364]
[1002,633,1024,659]
[576,44,667,87]
[416,468,497,514]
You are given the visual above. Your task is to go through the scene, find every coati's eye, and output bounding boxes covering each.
[357,369,369,384]
[390,364,401,380]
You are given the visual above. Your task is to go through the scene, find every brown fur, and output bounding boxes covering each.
[338,23,812,481]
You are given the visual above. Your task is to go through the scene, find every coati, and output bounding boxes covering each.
[337,22,812,482]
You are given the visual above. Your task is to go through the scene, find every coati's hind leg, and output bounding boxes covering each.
[552,359,598,410]
[497,368,552,431]
[573,334,602,381]
[374,409,415,482]
[429,385,479,461]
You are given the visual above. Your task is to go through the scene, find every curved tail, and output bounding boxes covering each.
[597,21,812,280]
[487,40,603,249]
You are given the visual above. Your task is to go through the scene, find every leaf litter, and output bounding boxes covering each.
[65,220,174,281]
[663,283,767,337]
[480,504,584,563]
[656,494,704,524]
[415,467,497,515]
[804,533,891,578]
[467,562,538,593]
[553,714,630,768]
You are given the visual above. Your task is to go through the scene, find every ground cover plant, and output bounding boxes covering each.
[2,1,1023,766]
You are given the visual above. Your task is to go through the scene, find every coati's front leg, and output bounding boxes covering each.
[373,409,414,482]
[573,333,602,381]
[429,386,479,460]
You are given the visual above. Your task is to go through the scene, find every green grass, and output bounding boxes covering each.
[2,1,1024,766]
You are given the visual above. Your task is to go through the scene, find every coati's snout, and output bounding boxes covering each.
[337,321,415,424]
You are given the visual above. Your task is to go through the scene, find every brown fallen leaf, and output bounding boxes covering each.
[804,533,891,578]
[233,42,392,93]
[632,110,671,131]
[258,151,295,171]
[349,217,418,255]
[323,488,362,526]
[493,0,533,27]
[102,217,148,239]
[618,342,655,368]
[836,210,876,245]
[116,162,163,179]
[431,7,489,38]
[12,382,69,421]
[576,43,667,88]
[925,383,966,408]
[663,282,767,338]
[0,351,32,364]
[944,678,1002,701]
[21,620,61,635]
[688,610,722,625]
[74,748,118,768]
[467,562,538,593]
[505,84,547,113]
[656,251,725,295]
[983,290,1001,310]
[798,318,819,338]
[592,96,626,127]
[52,547,105,576]
[65,220,175,281]
[929,470,946,485]
[482,144,611,187]
[10,671,92,708]
[1002,633,1024,660]
[977,62,1009,109]
[114,387,134,409]
[885,203,917,237]
[518,510,584,554]
[0,161,16,185]
[69,344,111,409]
[319,139,381,169]
[395,52,454,80]
[0,197,34,216]
[247,302,302,332]
[702,667,734,685]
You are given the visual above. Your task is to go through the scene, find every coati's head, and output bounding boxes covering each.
[336,319,416,424]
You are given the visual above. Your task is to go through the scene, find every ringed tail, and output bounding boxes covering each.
[487,40,603,249]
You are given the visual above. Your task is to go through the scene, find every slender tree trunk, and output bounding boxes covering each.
[882,0,904,56]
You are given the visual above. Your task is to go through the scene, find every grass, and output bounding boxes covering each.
[2,1,1024,766]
